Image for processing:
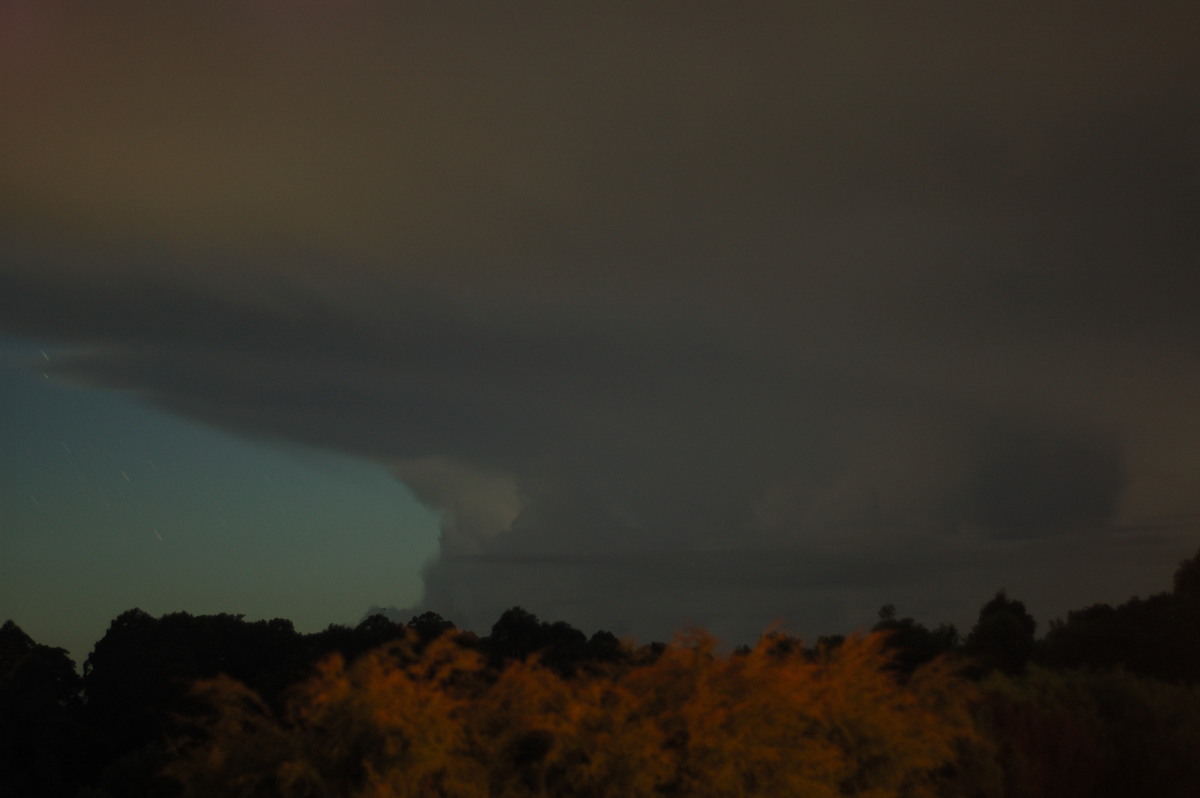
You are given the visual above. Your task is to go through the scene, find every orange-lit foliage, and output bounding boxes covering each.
[166,630,977,797]
[168,635,490,798]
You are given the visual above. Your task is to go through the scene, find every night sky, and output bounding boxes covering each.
[3,2,1199,666]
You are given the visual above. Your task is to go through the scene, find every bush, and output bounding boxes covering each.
[166,630,977,798]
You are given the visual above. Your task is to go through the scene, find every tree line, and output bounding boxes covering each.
[4,548,1200,796]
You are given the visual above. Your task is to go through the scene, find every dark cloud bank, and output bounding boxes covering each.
[4,2,1200,641]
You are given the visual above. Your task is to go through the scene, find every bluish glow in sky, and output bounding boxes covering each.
[1,337,439,667]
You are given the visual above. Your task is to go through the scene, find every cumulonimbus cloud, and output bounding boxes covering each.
[3,1,1199,639]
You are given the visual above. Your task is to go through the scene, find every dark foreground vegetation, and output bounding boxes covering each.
[5,550,1200,797]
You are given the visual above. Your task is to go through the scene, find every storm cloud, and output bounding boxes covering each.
[4,2,1199,639]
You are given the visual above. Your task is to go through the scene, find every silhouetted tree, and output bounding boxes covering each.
[82,608,169,773]
[1041,547,1200,683]
[538,620,589,675]
[871,605,959,677]
[82,608,314,795]
[488,606,549,662]
[1173,547,1200,600]
[0,621,86,797]
[29,545,1200,796]
[484,607,593,675]
[586,630,625,664]
[348,613,407,657]
[408,611,456,645]
[814,634,846,653]
[1042,592,1200,683]
[964,591,1037,676]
